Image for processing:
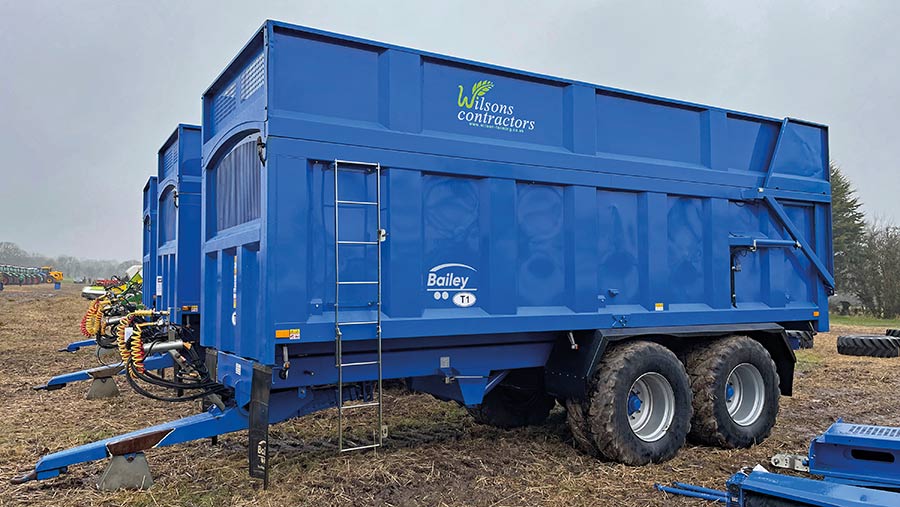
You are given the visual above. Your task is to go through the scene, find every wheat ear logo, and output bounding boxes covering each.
[457,80,494,108]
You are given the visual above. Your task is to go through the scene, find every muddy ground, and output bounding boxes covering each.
[0,284,898,506]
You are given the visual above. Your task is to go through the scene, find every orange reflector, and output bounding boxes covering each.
[182,305,191,311]
[275,329,290,338]
[813,311,820,317]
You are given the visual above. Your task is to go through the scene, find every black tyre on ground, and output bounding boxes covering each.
[564,398,598,457]
[467,368,555,429]
[886,329,900,338]
[685,335,779,448]
[837,335,900,358]
[584,340,692,465]
[785,330,813,350]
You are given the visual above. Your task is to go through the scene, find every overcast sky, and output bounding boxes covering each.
[1,0,898,260]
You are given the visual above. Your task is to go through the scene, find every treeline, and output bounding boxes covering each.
[0,242,139,280]
[831,163,900,318]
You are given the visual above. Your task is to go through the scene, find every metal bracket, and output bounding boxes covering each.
[248,364,272,488]
[771,453,810,472]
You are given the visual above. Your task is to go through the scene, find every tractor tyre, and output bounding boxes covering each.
[837,335,900,358]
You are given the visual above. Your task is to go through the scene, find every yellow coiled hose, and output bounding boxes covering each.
[81,297,108,337]
[115,310,158,376]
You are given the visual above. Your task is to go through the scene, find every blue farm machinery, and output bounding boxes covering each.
[657,420,900,506]
[37,128,204,400]
[142,176,159,311]
[16,21,835,490]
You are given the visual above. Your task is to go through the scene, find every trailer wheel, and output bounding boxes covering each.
[585,341,691,465]
[837,335,900,358]
[467,368,555,429]
[685,336,779,448]
[564,399,599,456]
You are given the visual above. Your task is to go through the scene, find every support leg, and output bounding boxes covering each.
[86,377,119,399]
[97,453,153,491]
[32,353,174,391]
[12,405,248,484]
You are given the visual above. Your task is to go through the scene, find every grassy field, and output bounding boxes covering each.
[829,313,900,328]
[2,285,900,506]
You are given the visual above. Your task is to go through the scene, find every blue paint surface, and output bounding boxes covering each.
[156,124,202,322]
[199,20,832,366]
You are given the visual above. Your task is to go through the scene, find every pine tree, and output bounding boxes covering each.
[830,163,867,298]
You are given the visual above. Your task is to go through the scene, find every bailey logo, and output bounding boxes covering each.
[426,262,478,307]
[455,79,536,133]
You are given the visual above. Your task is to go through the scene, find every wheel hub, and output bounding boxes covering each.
[627,392,643,416]
[627,372,675,443]
[725,363,765,427]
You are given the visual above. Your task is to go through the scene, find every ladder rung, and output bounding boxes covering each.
[339,443,380,453]
[334,159,380,168]
[337,321,378,326]
[337,281,378,285]
[336,200,378,206]
[337,240,378,245]
[340,360,379,367]
[340,401,380,410]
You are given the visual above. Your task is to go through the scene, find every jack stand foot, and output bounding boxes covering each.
[97,453,153,491]
[86,377,119,399]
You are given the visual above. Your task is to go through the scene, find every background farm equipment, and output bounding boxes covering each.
[42,129,202,400]
[0,265,50,285]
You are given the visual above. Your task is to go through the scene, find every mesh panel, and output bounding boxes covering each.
[211,50,264,134]
[160,189,177,244]
[163,142,178,177]
[240,53,265,100]
[212,83,237,130]
[215,139,261,231]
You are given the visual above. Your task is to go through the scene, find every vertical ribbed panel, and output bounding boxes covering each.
[215,139,261,231]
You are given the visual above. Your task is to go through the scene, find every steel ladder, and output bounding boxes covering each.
[332,159,386,452]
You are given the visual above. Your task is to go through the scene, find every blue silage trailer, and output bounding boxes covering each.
[157,124,202,327]
[17,20,833,488]
[142,176,159,310]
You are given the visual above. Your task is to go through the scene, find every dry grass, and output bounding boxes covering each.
[1,284,899,506]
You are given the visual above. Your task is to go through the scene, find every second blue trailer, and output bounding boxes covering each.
[142,176,158,310]
[19,20,833,487]
[156,124,202,326]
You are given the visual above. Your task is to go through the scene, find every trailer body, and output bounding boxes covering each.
[201,21,831,387]
[142,176,158,309]
[157,125,202,324]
